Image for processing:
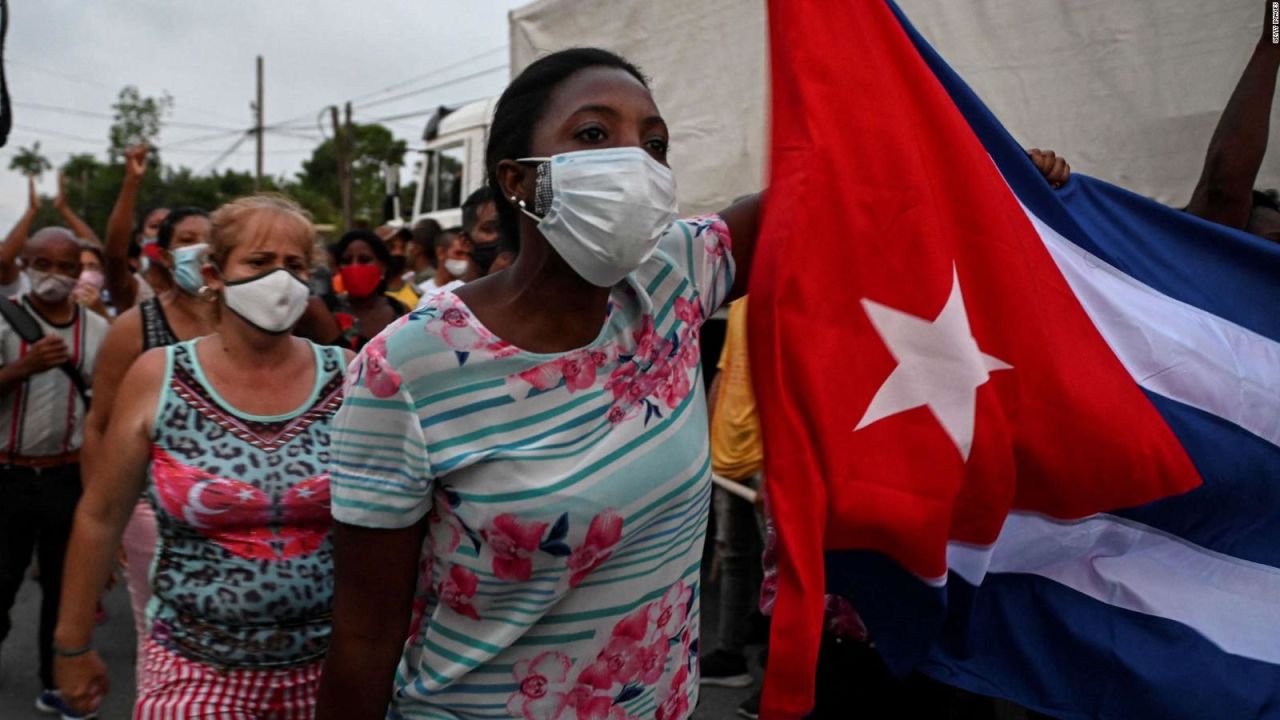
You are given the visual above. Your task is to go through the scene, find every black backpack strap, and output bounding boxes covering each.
[0,297,91,409]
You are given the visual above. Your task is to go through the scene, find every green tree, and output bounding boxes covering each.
[297,123,407,227]
[61,153,105,218]
[9,142,53,179]
[109,85,173,162]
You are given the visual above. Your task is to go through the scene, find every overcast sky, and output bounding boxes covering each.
[0,0,528,229]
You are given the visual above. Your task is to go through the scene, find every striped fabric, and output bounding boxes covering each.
[134,640,322,720]
[331,216,734,720]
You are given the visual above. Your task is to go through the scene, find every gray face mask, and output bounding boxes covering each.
[28,270,77,304]
[514,147,678,287]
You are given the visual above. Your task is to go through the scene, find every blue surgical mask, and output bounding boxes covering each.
[171,243,209,295]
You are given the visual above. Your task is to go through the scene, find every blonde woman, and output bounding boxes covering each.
[54,196,352,719]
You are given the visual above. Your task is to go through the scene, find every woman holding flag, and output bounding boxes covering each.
[319,48,762,719]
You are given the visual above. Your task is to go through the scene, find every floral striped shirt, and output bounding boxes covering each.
[331,216,734,720]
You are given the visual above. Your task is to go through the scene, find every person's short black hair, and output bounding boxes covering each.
[1253,189,1280,213]
[331,228,393,269]
[157,207,209,249]
[484,48,648,249]
[461,187,494,235]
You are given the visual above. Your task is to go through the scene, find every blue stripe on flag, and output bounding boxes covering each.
[924,573,1280,720]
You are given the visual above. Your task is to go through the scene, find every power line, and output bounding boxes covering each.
[346,45,506,104]
[162,128,249,149]
[197,134,251,174]
[166,145,314,156]
[265,127,321,142]
[7,57,247,125]
[11,123,101,145]
[365,94,492,126]
[14,100,242,132]
[352,64,506,111]
[262,45,508,132]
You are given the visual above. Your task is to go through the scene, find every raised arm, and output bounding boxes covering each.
[80,309,144,485]
[1185,2,1279,229]
[316,519,426,720]
[54,171,101,247]
[1,177,40,286]
[721,192,763,302]
[103,145,148,311]
[54,348,163,717]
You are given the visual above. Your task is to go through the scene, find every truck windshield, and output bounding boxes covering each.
[427,143,466,212]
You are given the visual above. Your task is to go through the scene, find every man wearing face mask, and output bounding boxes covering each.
[415,227,470,303]
[0,228,108,720]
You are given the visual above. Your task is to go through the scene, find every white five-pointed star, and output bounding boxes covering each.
[854,267,1012,461]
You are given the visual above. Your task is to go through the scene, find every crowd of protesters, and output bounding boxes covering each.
[0,6,1272,718]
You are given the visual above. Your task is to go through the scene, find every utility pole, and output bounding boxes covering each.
[331,104,354,230]
[254,55,264,191]
[342,101,354,229]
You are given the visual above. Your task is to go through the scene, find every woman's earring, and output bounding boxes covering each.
[197,285,218,302]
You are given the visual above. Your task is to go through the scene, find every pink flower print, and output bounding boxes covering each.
[607,403,641,425]
[611,603,654,644]
[559,351,600,393]
[563,684,617,720]
[507,652,571,720]
[425,303,488,352]
[362,336,402,398]
[430,508,463,555]
[655,663,690,720]
[587,345,616,370]
[567,510,624,587]
[438,565,481,621]
[655,363,691,410]
[482,514,549,582]
[606,364,638,401]
[673,297,701,326]
[632,316,659,363]
[700,215,732,258]
[577,635,643,690]
[517,361,563,392]
[635,638,667,686]
[652,581,692,640]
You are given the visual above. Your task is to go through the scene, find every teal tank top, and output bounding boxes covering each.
[145,338,345,668]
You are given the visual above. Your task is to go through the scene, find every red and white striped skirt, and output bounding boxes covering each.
[133,640,322,720]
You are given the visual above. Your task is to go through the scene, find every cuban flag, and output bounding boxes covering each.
[749,2,1280,719]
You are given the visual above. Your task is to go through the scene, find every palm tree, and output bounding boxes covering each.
[9,141,52,179]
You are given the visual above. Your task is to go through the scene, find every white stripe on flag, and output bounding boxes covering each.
[1021,204,1280,449]
[947,512,1280,665]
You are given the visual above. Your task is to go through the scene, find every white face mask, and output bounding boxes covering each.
[221,268,310,334]
[516,147,678,287]
[28,269,77,304]
[444,258,470,278]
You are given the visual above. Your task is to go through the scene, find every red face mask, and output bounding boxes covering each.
[339,263,383,298]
